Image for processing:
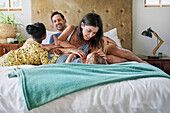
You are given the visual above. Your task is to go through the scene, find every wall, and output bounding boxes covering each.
[133,0,170,56]
[2,0,170,56]
[1,0,31,40]
[31,0,132,50]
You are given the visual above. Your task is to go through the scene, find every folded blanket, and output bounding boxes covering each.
[8,62,170,110]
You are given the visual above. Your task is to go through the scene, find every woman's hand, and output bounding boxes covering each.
[97,49,107,60]
[70,49,86,59]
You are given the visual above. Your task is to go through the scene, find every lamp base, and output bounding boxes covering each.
[148,56,159,59]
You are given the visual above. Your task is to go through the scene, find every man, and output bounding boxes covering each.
[49,11,67,44]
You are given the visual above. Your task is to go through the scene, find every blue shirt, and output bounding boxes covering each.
[49,33,61,44]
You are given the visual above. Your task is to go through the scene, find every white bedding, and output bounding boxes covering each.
[0,64,170,113]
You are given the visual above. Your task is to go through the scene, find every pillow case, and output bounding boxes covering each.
[42,30,58,44]
[104,28,122,47]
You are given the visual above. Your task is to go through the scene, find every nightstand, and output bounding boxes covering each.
[138,55,170,75]
[0,44,23,56]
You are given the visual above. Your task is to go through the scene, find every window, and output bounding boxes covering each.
[144,0,170,7]
[0,0,22,11]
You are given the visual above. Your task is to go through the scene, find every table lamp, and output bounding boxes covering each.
[141,27,164,58]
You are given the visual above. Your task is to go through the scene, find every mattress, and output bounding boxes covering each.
[0,63,170,113]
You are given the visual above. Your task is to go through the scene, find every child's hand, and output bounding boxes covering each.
[81,58,86,64]
[54,49,62,55]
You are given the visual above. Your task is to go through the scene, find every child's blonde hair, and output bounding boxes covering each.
[86,51,106,64]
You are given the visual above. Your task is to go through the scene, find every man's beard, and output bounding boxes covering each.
[57,24,65,31]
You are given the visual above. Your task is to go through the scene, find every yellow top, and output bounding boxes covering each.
[0,38,59,66]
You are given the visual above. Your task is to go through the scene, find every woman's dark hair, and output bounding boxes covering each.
[26,22,46,39]
[51,11,65,22]
[76,13,104,49]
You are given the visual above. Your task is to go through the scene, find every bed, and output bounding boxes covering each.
[1,0,170,113]
[1,62,170,113]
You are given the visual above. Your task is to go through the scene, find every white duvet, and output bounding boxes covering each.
[0,65,170,113]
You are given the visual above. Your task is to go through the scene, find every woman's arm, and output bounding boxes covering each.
[53,34,76,48]
[58,25,75,41]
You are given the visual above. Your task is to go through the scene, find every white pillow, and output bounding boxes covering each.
[42,30,58,44]
[104,28,122,47]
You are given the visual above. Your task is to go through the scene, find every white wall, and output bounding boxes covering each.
[133,0,170,56]
[1,0,31,40]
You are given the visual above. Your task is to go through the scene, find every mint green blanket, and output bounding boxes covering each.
[8,62,170,110]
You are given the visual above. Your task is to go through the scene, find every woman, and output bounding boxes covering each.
[53,13,146,64]
[0,22,81,66]
[52,13,104,63]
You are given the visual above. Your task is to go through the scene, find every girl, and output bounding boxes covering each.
[0,22,81,66]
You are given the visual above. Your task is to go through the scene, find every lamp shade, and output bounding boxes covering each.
[141,28,152,38]
[141,27,164,57]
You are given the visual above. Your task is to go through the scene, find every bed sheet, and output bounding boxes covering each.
[0,64,170,113]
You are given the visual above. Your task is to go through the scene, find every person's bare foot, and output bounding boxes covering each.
[40,44,51,51]
[141,61,150,64]
[40,44,59,51]
[53,34,60,46]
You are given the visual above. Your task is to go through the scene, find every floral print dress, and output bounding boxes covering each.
[0,38,59,66]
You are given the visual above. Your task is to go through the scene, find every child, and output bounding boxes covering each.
[66,49,107,64]
[0,22,78,66]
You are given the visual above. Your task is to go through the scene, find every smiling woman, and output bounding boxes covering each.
[81,25,99,41]
[0,0,22,11]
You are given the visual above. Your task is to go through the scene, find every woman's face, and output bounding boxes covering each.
[81,23,99,41]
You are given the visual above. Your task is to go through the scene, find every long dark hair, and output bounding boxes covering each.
[76,13,104,49]
[26,22,46,40]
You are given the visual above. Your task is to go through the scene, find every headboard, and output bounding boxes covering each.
[31,0,132,50]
